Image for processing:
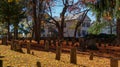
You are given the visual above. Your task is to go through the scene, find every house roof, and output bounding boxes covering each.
[53,12,91,22]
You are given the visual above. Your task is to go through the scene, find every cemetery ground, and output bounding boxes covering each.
[0,40,120,67]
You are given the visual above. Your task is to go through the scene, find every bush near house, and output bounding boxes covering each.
[84,33,117,43]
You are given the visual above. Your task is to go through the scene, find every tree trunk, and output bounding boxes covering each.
[58,27,63,39]
[74,9,89,38]
[14,26,18,40]
[32,0,43,44]
[32,0,39,43]
[33,0,37,39]
[59,3,69,40]
[74,25,79,38]
[109,21,113,34]
[116,19,120,45]
[7,20,10,41]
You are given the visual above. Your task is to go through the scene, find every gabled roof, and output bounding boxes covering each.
[53,12,91,22]
[65,12,83,20]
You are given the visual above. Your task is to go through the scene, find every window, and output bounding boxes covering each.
[82,30,86,36]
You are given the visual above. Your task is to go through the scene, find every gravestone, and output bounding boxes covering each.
[2,36,7,45]
[89,52,94,60]
[110,58,118,67]
[55,46,61,60]
[11,39,14,50]
[27,42,31,54]
[36,61,41,67]
[12,40,16,50]
[70,47,77,64]
[0,60,3,67]
[45,40,49,51]
[87,39,98,50]
[32,51,34,55]
[15,41,23,53]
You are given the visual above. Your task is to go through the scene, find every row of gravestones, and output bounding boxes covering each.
[50,41,119,67]
[10,39,120,67]
[10,40,23,53]
[44,40,119,67]
[0,39,119,67]
[11,40,32,55]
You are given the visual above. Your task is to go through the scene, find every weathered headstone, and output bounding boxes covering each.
[27,42,31,54]
[79,39,87,52]
[12,40,16,51]
[11,39,14,50]
[87,39,98,50]
[89,52,94,60]
[32,51,34,55]
[110,58,118,67]
[45,40,49,51]
[36,61,41,67]
[0,60,3,67]
[55,46,61,60]
[2,36,7,45]
[70,47,77,64]
[15,41,23,53]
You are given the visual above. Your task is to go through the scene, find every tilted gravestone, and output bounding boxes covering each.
[70,47,77,64]
[55,46,61,60]
[110,58,118,67]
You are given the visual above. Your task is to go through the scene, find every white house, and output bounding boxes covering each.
[41,12,91,38]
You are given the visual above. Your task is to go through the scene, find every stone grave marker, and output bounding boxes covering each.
[55,46,61,60]
[89,52,94,60]
[70,47,77,64]
[45,40,49,51]
[36,61,41,67]
[110,58,118,67]
[27,42,31,54]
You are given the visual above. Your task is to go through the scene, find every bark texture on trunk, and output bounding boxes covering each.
[32,0,44,44]
[116,19,120,45]
[14,24,18,40]
[7,19,10,41]
[74,10,89,38]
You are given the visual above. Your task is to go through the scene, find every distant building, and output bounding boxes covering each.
[41,12,91,38]
[101,25,116,35]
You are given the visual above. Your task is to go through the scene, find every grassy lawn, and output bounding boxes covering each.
[0,45,120,67]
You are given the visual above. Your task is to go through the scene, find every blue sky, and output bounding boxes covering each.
[52,7,96,22]
[50,0,96,22]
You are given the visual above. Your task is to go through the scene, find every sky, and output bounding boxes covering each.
[50,0,96,22]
